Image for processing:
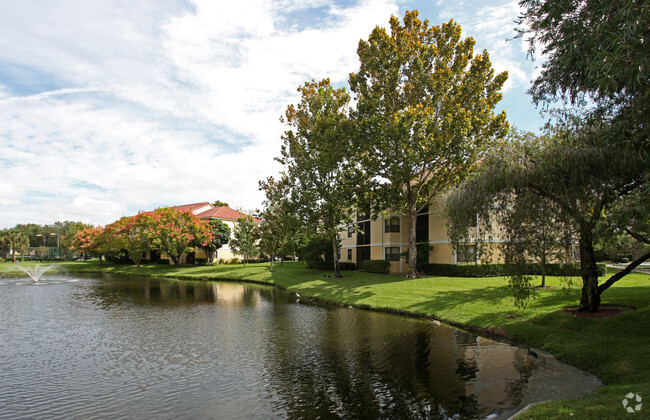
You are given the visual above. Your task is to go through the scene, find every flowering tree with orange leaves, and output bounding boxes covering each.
[107,212,157,267]
[147,207,212,267]
[70,226,104,261]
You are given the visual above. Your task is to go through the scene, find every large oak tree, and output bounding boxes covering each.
[349,11,508,278]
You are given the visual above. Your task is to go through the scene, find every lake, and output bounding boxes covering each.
[0,274,600,419]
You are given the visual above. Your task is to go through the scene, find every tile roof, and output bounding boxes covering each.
[170,202,262,223]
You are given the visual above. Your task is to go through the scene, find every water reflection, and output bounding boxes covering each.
[0,276,600,420]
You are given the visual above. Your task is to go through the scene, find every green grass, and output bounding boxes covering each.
[2,260,649,418]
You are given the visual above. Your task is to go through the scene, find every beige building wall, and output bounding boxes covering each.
[339,198,506,274]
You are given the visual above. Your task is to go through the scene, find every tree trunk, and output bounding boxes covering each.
[407,195,418,279]
[540,253,546,287]
[332,237,341,278]
[270,253,274,272]
[578,228,600,312]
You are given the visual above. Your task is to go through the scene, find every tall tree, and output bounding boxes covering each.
[230,216,259,268]
[446,124,648,312]
[349,11,509,278]
[258,176,302,271]
[277,78,361,277]
[4,228,29,262]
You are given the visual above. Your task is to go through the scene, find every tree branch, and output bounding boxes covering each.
[624,228,650,245]
[598,250,650,294]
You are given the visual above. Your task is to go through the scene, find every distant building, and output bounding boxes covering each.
[155,202,261,264]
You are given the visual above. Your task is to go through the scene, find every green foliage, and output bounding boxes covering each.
[230,216,259,268]
[296,234,333,271]
[446,124,648,311]
[400,243,433,271]
[203,219,231,262]
[276,78,361,277]
[422,263,606,278]
[338,262,356,271]
[212,200,229,207]
[361,259,390,274]
[157,259,170,265]
[349,11,508,278]
[518,0,649,109]
[258,176,302,271]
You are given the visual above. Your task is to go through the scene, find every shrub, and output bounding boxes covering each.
[339,262,356,271]
[157,259,170,265]
[195,258,207,266]
[400,243,434,271]
[361,259,390,274]
[0,257,4,264]
[217,258,226,265]
[421,262,607,277]
[297,234,333,270]
[229,257,240,264]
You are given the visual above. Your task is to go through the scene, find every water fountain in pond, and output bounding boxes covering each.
[15,264,54,282]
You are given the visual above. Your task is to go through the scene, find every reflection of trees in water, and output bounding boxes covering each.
[258,307,505,418]
[80,276,546,418]
[84,277,279,308]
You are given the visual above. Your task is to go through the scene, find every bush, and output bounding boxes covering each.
[157,259,170,265]
[297,234,333,271]
[421,262,607,277]
[0,257,4,264]
[195,258,207,266]
[361,259,390,274]
[229,257,240,264]
[339,262,356,271]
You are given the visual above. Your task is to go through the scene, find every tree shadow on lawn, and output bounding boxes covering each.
[403,286,518,322]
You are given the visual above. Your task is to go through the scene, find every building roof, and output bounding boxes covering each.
[170,202,262,223]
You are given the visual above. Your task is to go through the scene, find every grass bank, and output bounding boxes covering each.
[2,260,648,419]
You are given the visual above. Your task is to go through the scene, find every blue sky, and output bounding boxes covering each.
[0,0,545,228]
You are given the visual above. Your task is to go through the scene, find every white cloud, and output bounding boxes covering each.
[0,0,543,228]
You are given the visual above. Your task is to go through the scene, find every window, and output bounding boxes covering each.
[347,249,352,261]
[357,221,371,245]
[385,247,400,261]
[347,226,353,238]
[456,245,477,263]
[385,217,400,233]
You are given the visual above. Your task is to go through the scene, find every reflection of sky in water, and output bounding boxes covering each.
[0,275,600,419]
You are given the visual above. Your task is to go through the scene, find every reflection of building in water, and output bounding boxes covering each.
[213,283,244,304]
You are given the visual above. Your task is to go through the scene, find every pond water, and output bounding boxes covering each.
[0,274,600,419]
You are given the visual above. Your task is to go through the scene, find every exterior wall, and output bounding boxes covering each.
[339,198,506,274]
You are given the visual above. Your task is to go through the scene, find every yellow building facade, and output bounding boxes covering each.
[339,199,503,274]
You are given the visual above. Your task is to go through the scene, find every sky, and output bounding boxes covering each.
[0,0,546,228]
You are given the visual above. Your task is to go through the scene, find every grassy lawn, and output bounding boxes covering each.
[2,260,648,418]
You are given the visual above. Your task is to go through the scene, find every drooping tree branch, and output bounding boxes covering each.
[598,251,650,294]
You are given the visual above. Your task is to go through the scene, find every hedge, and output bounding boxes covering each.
[361,259,390,274]
[422,262,607,278]
[339,262,356,271]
